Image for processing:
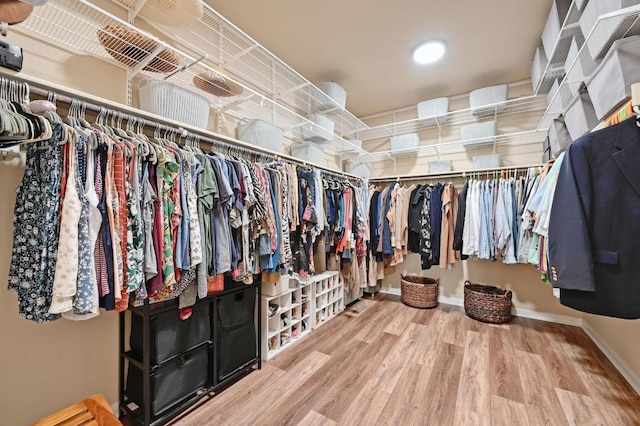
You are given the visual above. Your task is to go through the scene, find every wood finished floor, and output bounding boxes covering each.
[171,295,640,426]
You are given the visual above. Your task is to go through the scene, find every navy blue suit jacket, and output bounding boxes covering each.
[548,117,640,319]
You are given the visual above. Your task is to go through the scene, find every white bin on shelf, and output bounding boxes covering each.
[345,161,371,178]
[541,0,573,63]
[460,121,497,148]
[472,154,502,169]
[469,84,509,116]
[389,133,420,155]
[564,90,599,140]
[417,97,449,124]
[312,81,347,111]
[580,0,640,60]
[428,160,452,173]
[301,114,335,143]
[291,141,325,165]
[236,119,284,153]
[587,35,640,119]
[138,79,210,129]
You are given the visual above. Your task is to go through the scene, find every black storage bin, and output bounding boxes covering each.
[125,344,210,416]
[130,301,211,365]
[216,286,257,381]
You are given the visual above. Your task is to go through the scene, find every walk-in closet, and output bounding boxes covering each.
[1,1,639,425]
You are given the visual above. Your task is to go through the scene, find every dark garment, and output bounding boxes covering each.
[369,191,380,256]
[382,185,394,255]
[453,181,469,260]
[407,185,423,253]
[419,185,433,270]
[97,146,115,310]
[429,184,443,266]
[548,117,640,319]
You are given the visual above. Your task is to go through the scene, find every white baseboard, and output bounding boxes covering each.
[110,401,119,416]
[379,288,582,326]
[582,322,640,395]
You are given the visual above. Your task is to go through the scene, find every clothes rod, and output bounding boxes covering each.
[0,71,361,180]
[368,163,544,183]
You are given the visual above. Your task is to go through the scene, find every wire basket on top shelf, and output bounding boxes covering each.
[138,79,210,129]
[472,153,501,169]
[463,280,512,324]
[400,275,439,309]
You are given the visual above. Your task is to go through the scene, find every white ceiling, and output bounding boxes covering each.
[206,0,554,117]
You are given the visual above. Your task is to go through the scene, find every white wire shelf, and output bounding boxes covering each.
[354,95,548,142]
[110,0,369,139]
[537,4,640,130]
[13,0,366,156]
[359,130,547,162]
[533,0,583,95]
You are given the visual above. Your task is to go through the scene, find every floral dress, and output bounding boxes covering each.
[8,123,64,323]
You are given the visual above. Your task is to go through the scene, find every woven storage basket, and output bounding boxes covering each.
[302,114,335,142]
[400,275,439,309]
[463,281,512,324]
[313,82,347,111]
[97,25,180,73]
[469,84,509,116]
[472,153,501,169]
[237,119,283,153]
[417,97,449,124]
[461,121,496,148]
[138,79,209,128]
[390,133,420,155]
[291,141,324,164]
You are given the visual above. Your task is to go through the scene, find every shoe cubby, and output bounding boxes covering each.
[311,271,344,329]
[260,274,314,361]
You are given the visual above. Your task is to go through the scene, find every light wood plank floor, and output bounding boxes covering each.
[171,295,640,426]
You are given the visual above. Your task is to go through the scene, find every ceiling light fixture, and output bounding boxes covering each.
[412,40,447,65]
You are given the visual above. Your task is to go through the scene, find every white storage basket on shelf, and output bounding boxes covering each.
[345,161,371,178]
[472,154,502,169]
[469,84,509,116]
[564,89,599,140]
[580,0,640,60]
[301,114,335,142]
[138,79,210,129]
[428,160,452,173]
[312,82,347,111]
[291,141,325,165]
[236,119,284,153]
[460,121,497,148]
[417,97,449,124]
[542,0,572,61]
[389,133,420,155]
[587,35,640,119]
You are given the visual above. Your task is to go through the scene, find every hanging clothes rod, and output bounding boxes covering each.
[369,163,544,184]
[0,71,362,180]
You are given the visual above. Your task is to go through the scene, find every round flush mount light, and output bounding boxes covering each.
[412,40,447,65]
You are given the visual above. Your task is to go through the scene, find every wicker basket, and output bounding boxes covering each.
[400,275,439,309]
[463,281,513,324]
